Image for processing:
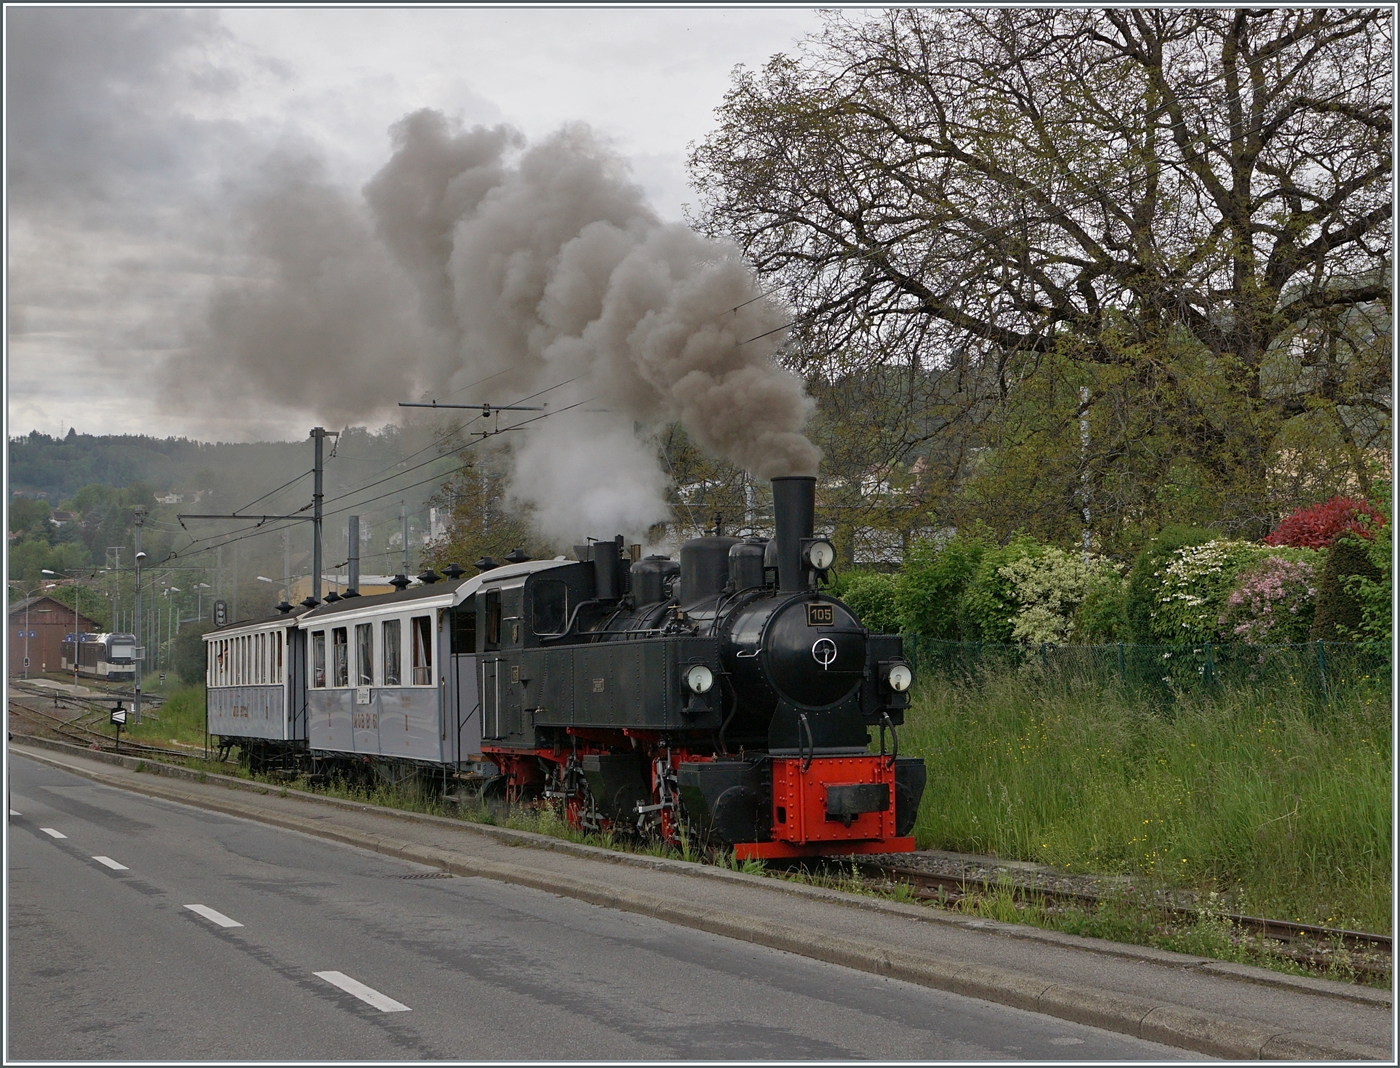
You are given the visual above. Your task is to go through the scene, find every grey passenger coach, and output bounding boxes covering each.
[205,611,309,765]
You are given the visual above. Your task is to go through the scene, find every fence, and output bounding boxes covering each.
[902,636,1391,704]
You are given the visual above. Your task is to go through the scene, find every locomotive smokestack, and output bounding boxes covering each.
[771,476,815,592]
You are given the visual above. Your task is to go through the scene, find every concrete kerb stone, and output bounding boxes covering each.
[9,739,1392,1061]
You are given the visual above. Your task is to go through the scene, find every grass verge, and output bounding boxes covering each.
[902,669,1391,935]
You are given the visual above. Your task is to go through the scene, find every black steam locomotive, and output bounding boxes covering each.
[206,475,925,860]
[476,475,925,859]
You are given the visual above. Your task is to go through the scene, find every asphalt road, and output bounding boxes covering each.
[6,755,1204,1060]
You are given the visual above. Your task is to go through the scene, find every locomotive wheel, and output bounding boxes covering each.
[609,783,651,836]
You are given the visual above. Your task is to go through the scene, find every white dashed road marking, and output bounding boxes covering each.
[9,810,20,817]
[314,971,411,1012]
[184,904,243,928]
[92,856,129,871]
[40,827,66,839]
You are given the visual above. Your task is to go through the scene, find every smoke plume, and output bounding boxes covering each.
[173,109,821,544]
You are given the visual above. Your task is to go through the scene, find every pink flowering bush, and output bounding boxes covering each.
[1219,555,1319,643]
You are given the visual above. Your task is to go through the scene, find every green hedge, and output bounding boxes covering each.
[902,637,1390,704]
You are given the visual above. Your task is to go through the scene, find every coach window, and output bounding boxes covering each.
[275,631,283,682]
[382,619,402,685]
[311,631,327,688]
[532,580,567,636]
[332,627,349,687]
[356,623,374,687]
[257,633,265,684]
[411,615,433,685]
[484,589,501,649]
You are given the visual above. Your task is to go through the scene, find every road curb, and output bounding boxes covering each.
[9,739,1392,1060]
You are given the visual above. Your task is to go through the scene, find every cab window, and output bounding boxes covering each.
[532,580,567,635]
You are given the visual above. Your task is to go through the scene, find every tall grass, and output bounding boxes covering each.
[903,670,1391,933]
[124,684,209,748]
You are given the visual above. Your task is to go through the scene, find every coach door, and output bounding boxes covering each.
[450,597,482,759]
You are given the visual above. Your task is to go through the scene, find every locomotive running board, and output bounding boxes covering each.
[733,837,916,861]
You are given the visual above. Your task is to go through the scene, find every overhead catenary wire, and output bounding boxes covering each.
[164,394,598,561]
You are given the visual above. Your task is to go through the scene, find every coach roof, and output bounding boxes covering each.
[296,559,573,626]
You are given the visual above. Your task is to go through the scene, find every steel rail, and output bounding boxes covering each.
[858,860,1391,955]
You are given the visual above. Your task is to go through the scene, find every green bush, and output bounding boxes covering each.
[1074,574,1130,641]
[956,536,1041,642]
[1342,481,1391,645]
[172,623,217,685]
[1312,535,1381,641]
[896,533,987,638]
[835,571,901,634]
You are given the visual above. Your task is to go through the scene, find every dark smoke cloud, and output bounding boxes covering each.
[173,109,820,544]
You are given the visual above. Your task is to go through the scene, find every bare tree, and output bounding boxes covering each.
[691,8,1391,540]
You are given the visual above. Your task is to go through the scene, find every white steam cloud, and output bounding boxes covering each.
[170,109,821,545]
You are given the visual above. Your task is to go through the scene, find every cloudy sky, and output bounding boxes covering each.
[6,6,825,443]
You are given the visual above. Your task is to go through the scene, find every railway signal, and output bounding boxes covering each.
[110,702,127,750]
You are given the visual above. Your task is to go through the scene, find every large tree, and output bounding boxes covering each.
[690,8,1391,543]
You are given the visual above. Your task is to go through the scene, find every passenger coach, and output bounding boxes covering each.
[205,612,308,765]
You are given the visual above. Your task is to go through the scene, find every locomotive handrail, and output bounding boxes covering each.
[798,713,814,772]
[879,711,898,769]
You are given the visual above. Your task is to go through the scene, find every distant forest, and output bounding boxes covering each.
[9,429,312,502]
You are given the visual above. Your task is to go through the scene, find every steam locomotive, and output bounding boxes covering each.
[205,475,925,859]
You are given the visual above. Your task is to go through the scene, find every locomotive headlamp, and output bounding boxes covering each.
[802,538,836,571]
[684,664,715,694]
[885,663,913,693]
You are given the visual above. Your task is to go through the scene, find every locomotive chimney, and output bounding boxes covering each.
[770,476,815,592]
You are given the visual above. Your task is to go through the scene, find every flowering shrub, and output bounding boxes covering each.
[1219,555,1319,643]
[1150,540,1272,642]
[1264,496,1386,548]
[998,547,1123,644]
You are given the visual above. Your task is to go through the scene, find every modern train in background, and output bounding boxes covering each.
[62,632,138,682]
[204,475,926,859]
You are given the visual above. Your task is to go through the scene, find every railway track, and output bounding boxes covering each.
[8,678,166,710]
[848,857,1390,982]
[8,696,188,762]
